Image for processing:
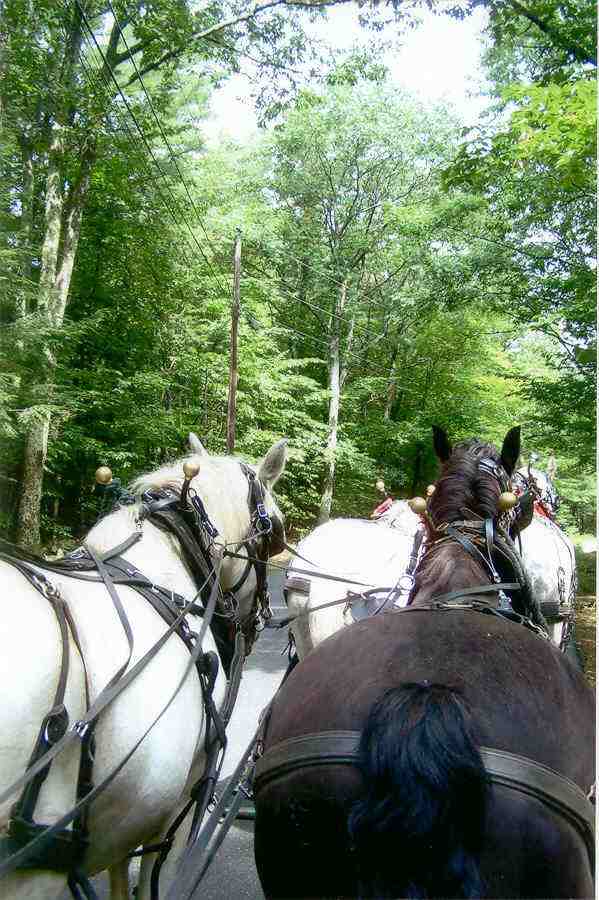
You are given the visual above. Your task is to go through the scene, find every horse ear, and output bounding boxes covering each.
[500,426,521,475]
[258,439,288,487]
[432,425,452,463]
[188,433,208,456]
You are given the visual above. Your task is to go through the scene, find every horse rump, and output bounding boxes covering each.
[348,682,488,899]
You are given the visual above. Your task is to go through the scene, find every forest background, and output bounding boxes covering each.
[0,0,595,588]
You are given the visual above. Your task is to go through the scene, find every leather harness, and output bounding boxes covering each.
[0,462,282,897]
[253,727,596,867]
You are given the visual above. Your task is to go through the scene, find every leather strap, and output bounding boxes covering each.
[430,582,521,605]
[0,559,224,879]
[253,731,595,863]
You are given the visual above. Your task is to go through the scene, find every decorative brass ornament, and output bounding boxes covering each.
[408,496,427,514]
[375,479,385,492]
[498,491,518,511]
[183,461,201,479]
[95,466,113,485]
[426,484,436,497]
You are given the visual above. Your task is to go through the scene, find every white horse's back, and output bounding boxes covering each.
[0,528,215,898]
[286,518,415,659]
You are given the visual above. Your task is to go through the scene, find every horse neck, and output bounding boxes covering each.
[380,502,419,535]
[86,459,255,599]
[86,507,198,599]
[411,540,492,607]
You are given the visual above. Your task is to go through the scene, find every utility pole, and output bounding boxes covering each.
[226,227,242,454]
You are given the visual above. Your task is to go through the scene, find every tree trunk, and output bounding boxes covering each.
[15,5,99,550]
[16,142,94,549]
[384,345,400,420]
[227,228,242,453]
[15,144,35,319]
[410,441,423,496]
[318,280,347,524]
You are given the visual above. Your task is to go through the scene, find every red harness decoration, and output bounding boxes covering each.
[371,496,393,518]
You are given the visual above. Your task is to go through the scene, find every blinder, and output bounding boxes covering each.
[478,456,511,493]
[477,456,533,537]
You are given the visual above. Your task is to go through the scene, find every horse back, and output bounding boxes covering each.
[255,610,594,898]
[263,609,594,790]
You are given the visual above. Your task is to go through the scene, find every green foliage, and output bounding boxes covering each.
[0,0,595,546]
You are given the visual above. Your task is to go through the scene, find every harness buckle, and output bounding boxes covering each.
[221,592,237,616]
[397,574,415,593]
[255,504,272,534]
[73,720,91,741]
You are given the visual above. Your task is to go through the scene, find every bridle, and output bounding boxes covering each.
[414,454,543,629]
[0,460,285,898]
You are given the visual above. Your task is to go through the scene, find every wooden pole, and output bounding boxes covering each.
[226,227,242,454]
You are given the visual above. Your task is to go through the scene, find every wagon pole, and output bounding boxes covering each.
[227,228,242,454]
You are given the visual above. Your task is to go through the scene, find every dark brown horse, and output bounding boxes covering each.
[253,427,595,899]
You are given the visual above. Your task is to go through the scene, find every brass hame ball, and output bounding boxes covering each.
[408,496,427,515]
[183,461,201,479]
[95,466,113,485]
[498,491,518,511]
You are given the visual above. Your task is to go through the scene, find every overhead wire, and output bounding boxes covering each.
[269,313,426,380]
[240,263,432,354]
[72,6,510,387]
[75,0,230,296]
[75,44,200,275]
[105,0,230,296]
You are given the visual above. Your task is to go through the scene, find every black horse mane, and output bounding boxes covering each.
[429,439,504,529]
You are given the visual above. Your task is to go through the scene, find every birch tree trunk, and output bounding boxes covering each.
[16,134,64,549]
[317,280,347,524]
[384,345,400,421]
[16,138,95,549]
[15,7,94,549]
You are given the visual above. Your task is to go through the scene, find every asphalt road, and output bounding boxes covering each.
[59,566,289,900]
[197,566,289,900]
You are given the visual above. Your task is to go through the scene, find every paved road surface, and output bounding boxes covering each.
[57,567,289,899]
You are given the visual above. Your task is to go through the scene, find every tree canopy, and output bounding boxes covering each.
[0,0,595,547]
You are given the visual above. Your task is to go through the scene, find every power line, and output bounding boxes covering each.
[270,318,424,381]
[241,265,426,349]
[106,0,229,296]
[75,0,230,297]
[76,46,199,274]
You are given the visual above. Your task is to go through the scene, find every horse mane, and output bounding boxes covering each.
[129,452,248,497]
[429,439,503,528]
[129,454,202,497]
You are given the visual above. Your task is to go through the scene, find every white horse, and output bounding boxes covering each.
[513,466,577,648]
[285,501,421,660]
[0,434,287,900]
[286,480,577,659]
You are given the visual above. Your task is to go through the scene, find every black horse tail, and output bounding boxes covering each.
[348,683,488,899]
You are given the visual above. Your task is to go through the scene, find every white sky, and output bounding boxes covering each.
[205,6,490,141]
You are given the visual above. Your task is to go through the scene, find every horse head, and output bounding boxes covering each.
[182,433,288,619]
[110,433,288,650]
[428,425,520,531]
